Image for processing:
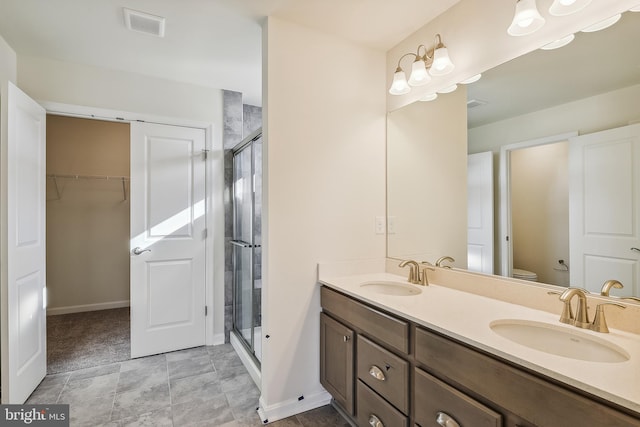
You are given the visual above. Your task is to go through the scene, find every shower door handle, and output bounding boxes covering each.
[132,247,151,255]
[230,240,253,248]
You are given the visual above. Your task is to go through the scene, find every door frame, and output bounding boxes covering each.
[40,101,221,346]
[498,131,577,278]
[1,99,222,398]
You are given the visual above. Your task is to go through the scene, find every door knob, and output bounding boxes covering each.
[132,247,151,255]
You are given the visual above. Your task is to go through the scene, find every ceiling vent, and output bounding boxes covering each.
[467,99,488,109]
[123,8,165,38]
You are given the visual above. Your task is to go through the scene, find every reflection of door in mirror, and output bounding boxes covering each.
[467,151,493,274]
[510,141,570,287]
[569,123,640,297]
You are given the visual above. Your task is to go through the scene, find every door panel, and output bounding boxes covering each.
[5,82,47,403]
[130,122,206,358]
[467,151,494,273]
[570,124,640,295]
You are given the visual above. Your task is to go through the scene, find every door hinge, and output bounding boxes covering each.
[205,306,208,316]
[202,228,208,239]
[202,149,209,160]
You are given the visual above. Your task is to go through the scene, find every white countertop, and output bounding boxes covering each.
[319,272,640,415]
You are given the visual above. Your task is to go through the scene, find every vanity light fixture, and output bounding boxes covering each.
[438,84,458,94]
[581,13,621,32]
[549,0,592,16]
[460,74,482,84]
[419,93,438,102]
[507,0,546,36]
[540,33,575,50]
[630,4,640,12]
[388,34,454,95]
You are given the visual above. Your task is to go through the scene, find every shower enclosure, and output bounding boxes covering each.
[231,129,262,365]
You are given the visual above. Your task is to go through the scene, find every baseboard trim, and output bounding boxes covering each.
[230,332,261,391]
[211,333,225,346]
[257,389,332,424]
[47,300,130,316]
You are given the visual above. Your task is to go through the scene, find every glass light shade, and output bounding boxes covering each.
[460,74,482,84]
[419,93,438,102]
[630,4,640,12]
[508,0,546,36]
[389,69,411,95]
[408,59,431,86]
[581,14,621,32]
[540,34,575,50]
[429,47,455,76]
[438,84,458,94]
[549,0,592,16]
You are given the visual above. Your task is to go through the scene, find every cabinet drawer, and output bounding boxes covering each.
[414,367,502,427]
[357,380,408,427]
[356,335,409,414]
[357,335,409,414]
[321,286,409,353]
[415,327,640,427]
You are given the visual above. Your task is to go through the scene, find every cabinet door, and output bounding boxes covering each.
[320,312,355,415]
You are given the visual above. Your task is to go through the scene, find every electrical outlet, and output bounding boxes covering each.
[375,216,385,234]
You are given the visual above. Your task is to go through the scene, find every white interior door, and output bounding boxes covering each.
[569,123,640,295]
[130,122,206,358]
[467,151,494,273]
[4,82,47,403]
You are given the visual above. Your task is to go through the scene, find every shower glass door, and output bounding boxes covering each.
[232,131,262,364]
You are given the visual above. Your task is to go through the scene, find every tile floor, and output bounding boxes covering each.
[27,344,348,426]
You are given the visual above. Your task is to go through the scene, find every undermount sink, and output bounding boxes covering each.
[359,281,422,296]
[490,319,630,363]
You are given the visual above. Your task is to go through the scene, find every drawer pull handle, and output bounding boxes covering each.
[436,412,460,427]
[369,414,384,427]
[369,365,386,381]
[343,335,350,342]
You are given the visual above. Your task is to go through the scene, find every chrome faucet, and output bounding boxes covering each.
[435,256,455,269]
[399,260,420,284]
[600,279,623,296]
[559,288,591,329]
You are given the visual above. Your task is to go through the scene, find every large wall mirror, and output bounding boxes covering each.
[387,10,640,298]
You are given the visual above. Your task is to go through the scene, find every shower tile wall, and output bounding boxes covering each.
[223,90,262,343]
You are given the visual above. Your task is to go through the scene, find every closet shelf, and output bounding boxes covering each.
[47,174,129,201]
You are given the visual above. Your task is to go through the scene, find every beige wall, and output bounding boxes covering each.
[261,16,386,420]
[387,88,468,265]
[386,0,639,111]
[511,142,569,286]
[46,115,130,312]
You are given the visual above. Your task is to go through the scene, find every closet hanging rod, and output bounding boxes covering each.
[46,174,130,181]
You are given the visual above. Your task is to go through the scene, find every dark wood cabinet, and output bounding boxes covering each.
[320,286,640,427]
[320,312,355,415]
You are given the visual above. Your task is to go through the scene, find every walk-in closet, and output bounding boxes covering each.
[45,115,131,373]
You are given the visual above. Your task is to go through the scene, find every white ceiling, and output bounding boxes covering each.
[467,10,640,128]
[0,0,461,107]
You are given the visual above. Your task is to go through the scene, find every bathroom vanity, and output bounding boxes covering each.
[319,271,640,427]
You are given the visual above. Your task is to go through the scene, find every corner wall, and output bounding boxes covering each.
[261,16,387,421]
